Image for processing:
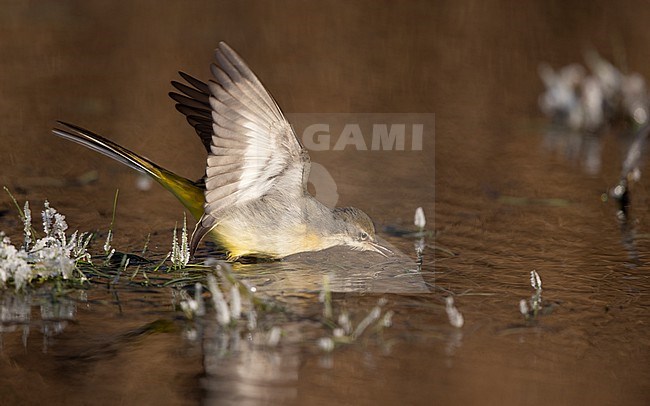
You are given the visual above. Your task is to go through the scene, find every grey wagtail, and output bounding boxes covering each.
[52,42,391,260]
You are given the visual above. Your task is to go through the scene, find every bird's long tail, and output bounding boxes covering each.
[52,121,205,220]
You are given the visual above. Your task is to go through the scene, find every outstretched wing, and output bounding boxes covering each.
[183,42,310,254]
[169,72,213,152]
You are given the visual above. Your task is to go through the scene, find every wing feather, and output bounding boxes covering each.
[183,42,310,254]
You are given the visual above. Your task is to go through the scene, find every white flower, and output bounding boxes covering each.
[530,270,542,291]
[170,213,190,269]
[23,201,32,249]
[103,229,113,254]
[414,207,426,229]
[1,200,92,290]
[0,235,32,290]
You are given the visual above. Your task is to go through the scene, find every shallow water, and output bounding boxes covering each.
[1,1,649,405]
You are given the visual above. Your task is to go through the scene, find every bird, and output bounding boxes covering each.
[52,42,391,261]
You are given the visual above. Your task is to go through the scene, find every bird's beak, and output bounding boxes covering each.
[366,241,393,257]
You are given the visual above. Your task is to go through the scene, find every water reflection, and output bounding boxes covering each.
[182,247,432,403]
[199,326,300,404]
[0,228,433,404]
[538,53,650,264]
[538,52,649,178]
[230,238,429,295]
[177,246,437,405]
[542,126,604,175]
[3,1,650,403]
[541,120,648,264]
[0,288,79,352]
[188,289,463,405]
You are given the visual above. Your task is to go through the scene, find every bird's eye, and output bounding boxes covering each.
[359,232,369,241]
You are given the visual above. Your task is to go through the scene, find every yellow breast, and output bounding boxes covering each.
[209,221,332,259]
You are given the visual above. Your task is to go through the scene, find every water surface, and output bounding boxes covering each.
[0,1,648,405]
